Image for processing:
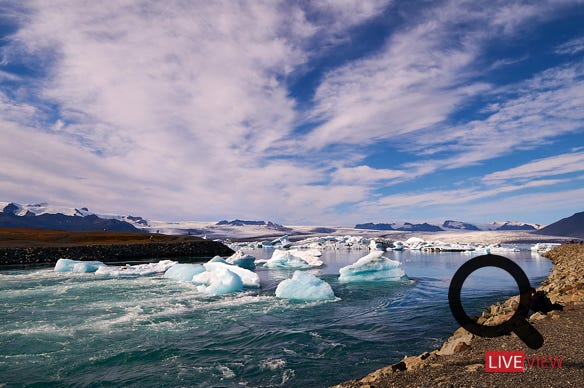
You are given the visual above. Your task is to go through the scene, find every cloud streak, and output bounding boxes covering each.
[1,0,583,224]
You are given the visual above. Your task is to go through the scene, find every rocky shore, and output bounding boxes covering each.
[0,241,234,266]
[334,244,584,387]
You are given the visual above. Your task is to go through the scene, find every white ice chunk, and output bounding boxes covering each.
[54,258,77,272]
[95,260,177,277]
[193,267,244,295]
[204,261,260,288]
[226,249,256,270]
[339,251,405,282]
[275,271,335,301]
[54,258,105,273]
[264,249,323,269]
[72,261,106,273]
[164,263,205,281]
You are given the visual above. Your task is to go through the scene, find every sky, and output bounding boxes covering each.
[1,0,583,226]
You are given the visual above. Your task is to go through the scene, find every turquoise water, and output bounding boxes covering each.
[0,249,551,387]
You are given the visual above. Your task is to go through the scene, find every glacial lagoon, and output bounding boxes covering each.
[0,247,551,386]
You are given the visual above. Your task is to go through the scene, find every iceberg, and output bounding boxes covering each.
[226,250,256,270]
[203,260,260,288]
[54,258,105,273]
[95,260,177,277]
[263,249,323,269]
[339,251,405,282]
[164,263,205,281]
[275,271,335,301]
[193,267,244,295]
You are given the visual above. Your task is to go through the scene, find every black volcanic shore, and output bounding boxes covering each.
[0,229,234,266]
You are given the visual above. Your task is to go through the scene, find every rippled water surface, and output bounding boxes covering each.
[0,248,551,387]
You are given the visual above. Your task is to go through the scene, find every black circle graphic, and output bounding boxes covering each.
[448,254,531,338]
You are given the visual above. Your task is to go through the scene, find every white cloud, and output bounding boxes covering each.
[556,36,584,55]
[331,165,405,184]
[1,0,582,224]
[484,151,584,183]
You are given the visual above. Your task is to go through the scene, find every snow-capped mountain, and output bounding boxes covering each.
[355,220,542,232]
[1,201,544,238]
[0,202,140,232]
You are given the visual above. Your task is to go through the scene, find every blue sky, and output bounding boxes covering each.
[1,0,583,225]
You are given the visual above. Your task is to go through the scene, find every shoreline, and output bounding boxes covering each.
[0,228,234,266]
[334,244,584,387]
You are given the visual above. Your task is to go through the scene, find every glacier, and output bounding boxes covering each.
[338,251,405,282]
[275,271,335,301]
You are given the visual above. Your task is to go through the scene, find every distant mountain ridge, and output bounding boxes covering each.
[534,211,584,239]
[0,202,141,232]
[216,219,291,231]
[5,200,575,239]
[355,220,540,232]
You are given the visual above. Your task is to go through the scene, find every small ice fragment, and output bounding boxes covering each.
[164,263,205,281]
[95,260,177,277]
[226,249,256,270]
[339,251,405,282]
[54,258,105,273]
[72,261,106,273]
[264,249,323,269]
[275,271,335,301]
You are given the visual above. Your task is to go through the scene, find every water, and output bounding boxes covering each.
[0,248,551,387]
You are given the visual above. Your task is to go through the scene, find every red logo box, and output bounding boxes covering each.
[485,351,524,372]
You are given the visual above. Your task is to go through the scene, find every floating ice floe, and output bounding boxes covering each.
[54,258,106,273]
[261,249,323,269]
[164,258,260,295]
[95,260,177,277]
[339,251,405,282]
[203,259,260,288]
[226,249,256,270]
[275,271,335,301]
[163,263,205,281]
[193,267,244,295]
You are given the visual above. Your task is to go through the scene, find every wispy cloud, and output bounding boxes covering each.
[556,36,584,55]
[1,0,582,224]
[484,151,584,183]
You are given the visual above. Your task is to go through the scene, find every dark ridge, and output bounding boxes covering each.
[0,212,141,232]
[534,211,584,239]
[442,220,481,231]
[355,223,394,230]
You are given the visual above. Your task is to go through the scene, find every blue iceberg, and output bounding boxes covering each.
[54,258,105,273]
[226,250,256,270]
[338,251,405,282]
[164,263,205,281]
[275,271,336,301]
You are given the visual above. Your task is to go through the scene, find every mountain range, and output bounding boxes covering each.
[1,201,582,239]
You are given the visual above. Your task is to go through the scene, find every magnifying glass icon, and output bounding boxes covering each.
[448,254,544,349]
